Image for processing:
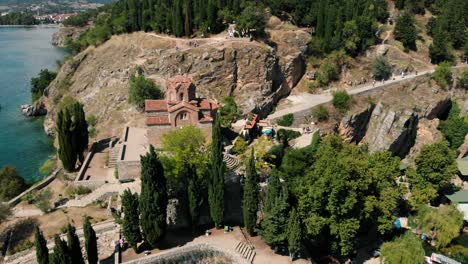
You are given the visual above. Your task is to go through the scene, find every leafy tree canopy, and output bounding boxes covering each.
[0,166,28,201]
[297,135,401,256]
[128,74,163,109]
[380,232,425,264]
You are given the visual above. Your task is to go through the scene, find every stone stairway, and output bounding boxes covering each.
[61,181,140,208]
[108,145,121,167]
[235,242,256,263]
[223,154,240,170]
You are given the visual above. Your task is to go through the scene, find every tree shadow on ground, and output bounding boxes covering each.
[1,218,38,255]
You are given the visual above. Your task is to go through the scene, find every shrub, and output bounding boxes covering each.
[433,62,453,89]
[128,74,163,109]
[30,69,57,102]
[277,114,294,127]
[276,129,301,145]
[373,56,392,81]
[459,70,468,89]
[317,61,339,86]
[219,96,239,127]
[232,137,248,155]
[312,105,329,121]
[438,102,468,149]
[0,166,28,201]
[33,188,53,213]
[73,186,92,196]
[39,159,56,176]
[332,91,351,112]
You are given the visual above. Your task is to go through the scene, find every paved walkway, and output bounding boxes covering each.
[268,69,434,120]
[269,65,468,121]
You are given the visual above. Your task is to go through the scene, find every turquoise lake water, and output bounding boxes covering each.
[0,27,66,182]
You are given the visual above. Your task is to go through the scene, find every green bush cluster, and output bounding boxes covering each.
[332,90,351,112]
[277,114,294,127]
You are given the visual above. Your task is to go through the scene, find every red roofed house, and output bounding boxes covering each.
[145,75,218,147]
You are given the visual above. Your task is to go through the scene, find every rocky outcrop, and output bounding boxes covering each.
[334,73,459,159]
[20,100,47,117]
[52,26,88,47]
[45,31,310,137]
[339,104,375,143]
[362,102,419,158]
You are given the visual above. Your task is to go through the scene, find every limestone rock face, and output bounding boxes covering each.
[339,104,375,143]
[20,100,47,117]
[52,26,88,47]
[45,31,310,137]
[362,102,419,158]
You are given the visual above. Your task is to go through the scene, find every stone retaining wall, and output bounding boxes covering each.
[75,142,97,182]
[6,169,61,206]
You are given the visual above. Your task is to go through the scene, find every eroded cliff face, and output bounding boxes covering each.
[338,75,455,158]
[44,30,310,136]
[52,26,89,47]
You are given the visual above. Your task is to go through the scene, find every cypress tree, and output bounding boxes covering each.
[56,97,88,172]
[52,235,71,264]
[287,208,301,260]
[243,149,259,236]
[260,188,288,247]
[208,116,226,228]
[35,226,49,264]
[430,27,452,64]
[121,189,142,252]
[186,165,200,227]
[394,12,417,51]
[66,224,84,264]
[83,217,98,264]
[139,145,167,248]
[265,170,280,213]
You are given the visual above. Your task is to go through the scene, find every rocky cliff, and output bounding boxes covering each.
[44,30,310,137]
[338,75,456,159]
[51,26,89,47]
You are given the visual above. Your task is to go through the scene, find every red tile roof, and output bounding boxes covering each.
[146,116,171,126]
[168,101,199,113]
[145,100,168,112]
[245,114,259,129]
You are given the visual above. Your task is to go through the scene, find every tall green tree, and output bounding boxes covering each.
[430,28,452,64]
[394,12,417,51]
[139,145,167,247]
[265,170,281,213]
[52,235,72,264]
[413,205,464,249]
[243,149,259,236]
[35,226,49,264]
[56,97,89,172]
[186,165,201,227]
[208,117,226,227]
[66,224,84,264]
[297,136,401,256]
[380,232,425,264]
[128,74,163,109]
[438,102,468,149]
[287,208,301,260]
[260,187,288,247]
[83,217,98,264]
[121,189,142,252]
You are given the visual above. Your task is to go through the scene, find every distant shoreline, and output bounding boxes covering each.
[0,24,60,28]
